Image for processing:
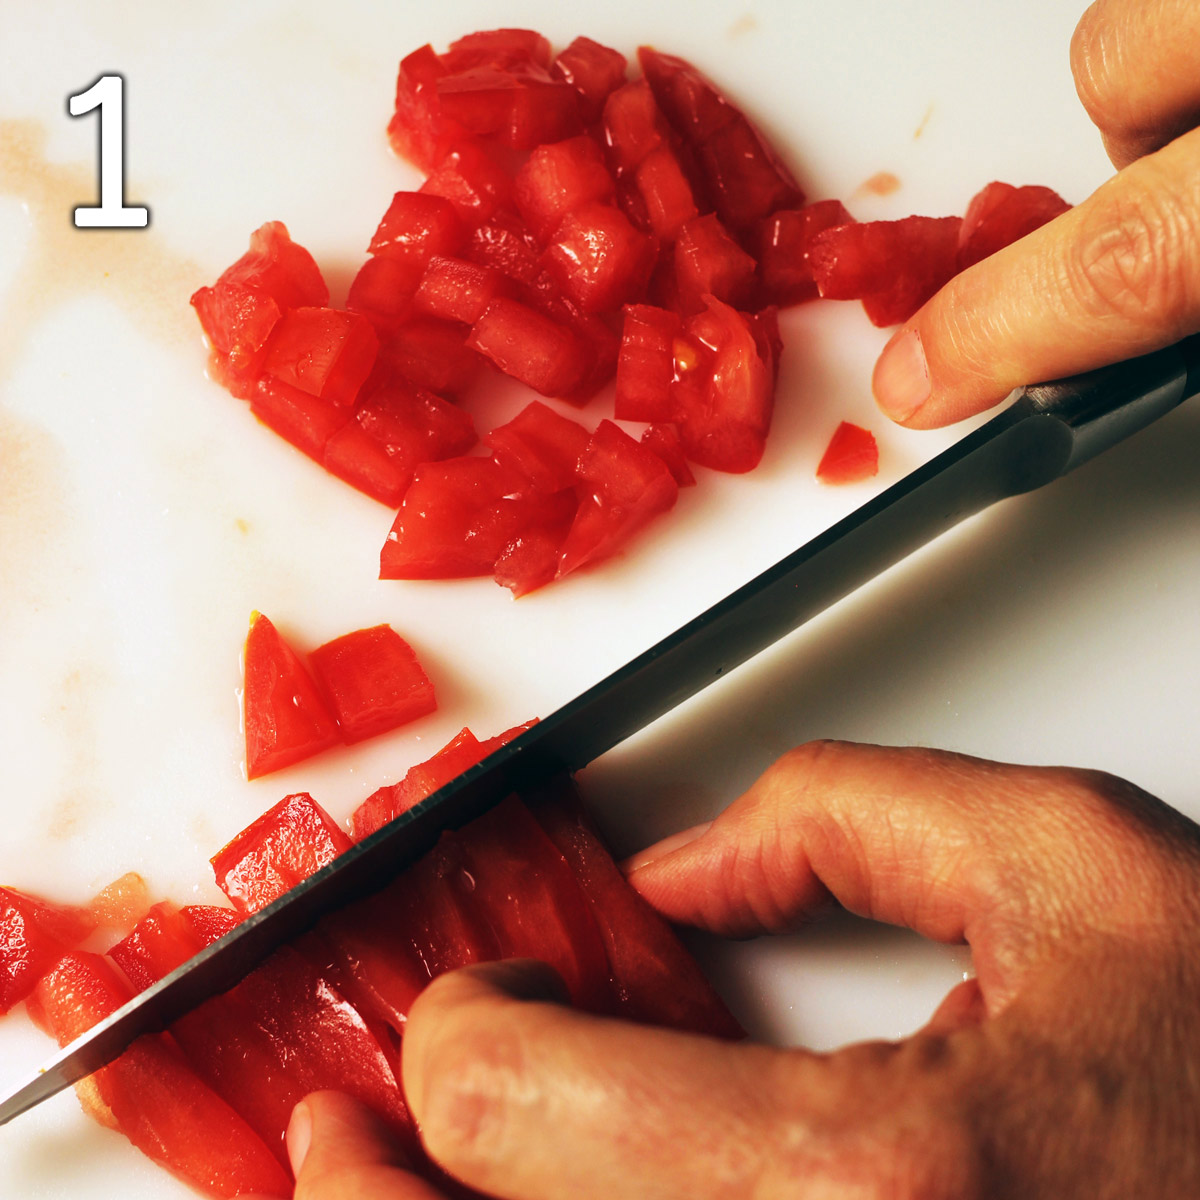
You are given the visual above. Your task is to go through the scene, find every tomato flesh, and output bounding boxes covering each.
[309,624,437,744]
[755,199,855,306]
[485,400,590,494]
[551,37,628,122]
[958,181,1070,270]
[541,201,658,314]
[263,307,379,409]
[0,887,97,1014]
[514,135,616,242]
[673,213,757,314]
[816,420,879,484]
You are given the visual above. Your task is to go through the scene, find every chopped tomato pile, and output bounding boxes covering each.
[5,737,739,1198]
[190,29,1070,596]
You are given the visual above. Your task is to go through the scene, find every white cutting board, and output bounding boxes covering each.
[4,2,1198,1196]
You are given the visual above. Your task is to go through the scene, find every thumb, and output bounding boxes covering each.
[872,126,1200,428]
[289,1091,446,1200]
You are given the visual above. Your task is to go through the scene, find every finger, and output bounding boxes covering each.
[291,1091,446,1200]
[871,126,1200,427]
[626,742,1188,1008]
[402,959,974,1200]
[1072,0,1200,168]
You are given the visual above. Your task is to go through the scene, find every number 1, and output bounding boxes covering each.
[68,74,150,229]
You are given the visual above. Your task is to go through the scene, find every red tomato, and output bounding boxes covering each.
[641,422,697,486]
[614,302,681,422]
[368,192,467,264]
[242,613,341,780]
[346,253,423,335]
[632,143,702,240]
[376,316,484,398]
[513,135,616,243]
[550,37,628,122]
[958,181,1070,270]
[309,624,437,745]
[419,142,513,226]
[468,297,591,398]
[263,307,379,409]
[816,420,879,484]
[211,792,352,914]
[541,201,658,314]
[0,887,97,1014]
[673,213,757,314]
[413,254,512,324]
[484,400,590,494]
[755,199,855,306]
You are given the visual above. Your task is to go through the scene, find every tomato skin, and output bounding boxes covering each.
[263,307,379,409]
[241,613,341,781]
[309,624,437,745]
[816,420,879,484]
[957,181,1070,270]
[755,199,855,306]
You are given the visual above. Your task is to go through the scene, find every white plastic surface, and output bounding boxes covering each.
[2,2,1197,1196]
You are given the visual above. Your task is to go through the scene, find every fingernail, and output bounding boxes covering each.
[873,328,931,421]
[287,1100,313,1176]
[621,820,713,874]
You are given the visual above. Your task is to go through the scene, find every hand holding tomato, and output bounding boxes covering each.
[282,741,1200,1199]
[874,0,1200,427]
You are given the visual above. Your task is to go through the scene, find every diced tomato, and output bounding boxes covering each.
[816,420,879,484]
[808,215,962,326]
[468,297,590,398]
[673,213,757,314]
[377,316,484,397]
[551,37,628,122]
[633,144,701,240]
[529,782,742,1037]
[641,423,696,486]
[637,47,734,140]
[249,378,349,462]
[493,505,577,597]
[413,254,512,324]
[514,135,616,243]
[448,796,613,1009]
[557,420,679,578]
[602,79,670,174]
[672,296,778,474]
[436,62,583,151]
[957,181,1070,270]
[485,400,591,493]
[614,303,681,422]
[322,419,415,507]
[379,455,531,579]
[29,952,292,1199]
[389,44,460,171]
[755,199,855,306]
[263,307,379,408]
[368,192,467,267]
[0,887,97,1014]
[443,29,552,72]
[212,792,353,913]
[465,209,545,285]
[191,222,329,396]
[541,202,658,314]
[419,143,514,226]
[346,254,424,335]
[309,624,437,744]
[241,612,341,780]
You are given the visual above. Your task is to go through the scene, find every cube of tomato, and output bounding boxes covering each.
[368,192,467,265]
[551,37,628,122]
[634,144,701,240]
[541,202,658,314]
[249,378,349,462]
[354,376,477,472]
[816,421,879,484]
[0,887,97,1014]
[957,181,1070,270]
[419,143,514,226]
[485,400,591,494]
[346,254,424,335]
[377,316,484,397]
[514,135,616,243]
[641,423,696,486]
[468,298,590,398]
[443,29,552,72]
[414,255,512,324]
[602,79,670,174]
[614,303,681,422]
[755,199,855,306]
[322,421,414,507]
[637,47,735,141]
[436,62,582,150]
[673,213,757,314]
[464,210,545,285]
[309,624,437,745]
[264,307,379,408]
[389,44,463,170]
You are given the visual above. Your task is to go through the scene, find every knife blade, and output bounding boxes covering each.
[3,333,1198,1125]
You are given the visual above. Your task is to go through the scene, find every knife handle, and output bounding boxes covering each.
[1015,332,1200,486]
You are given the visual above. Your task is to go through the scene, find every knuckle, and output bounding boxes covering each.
[1070,3,1125,134]
[1062,176,1195,332]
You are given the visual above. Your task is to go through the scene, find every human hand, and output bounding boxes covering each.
[873,0,1200,427]
[362,741,1197,1200]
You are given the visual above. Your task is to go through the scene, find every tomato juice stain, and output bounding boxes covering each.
[856,171,901,198]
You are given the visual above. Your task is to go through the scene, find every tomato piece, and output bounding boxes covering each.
[529,782,743,1037]
[673,213,757,314]
[672,296,778,474]
[641,423,696,486]
[636,47,734,140]
[468,297,590,398]
[413,254,513,324]
[322,420,414,507]
[354,373,477,468]
[754,199,855,306]
[485,400,591,494]
[557,420,679,578]
[346,253,423,336]
[816,421,879,484]
[541,201,658,314]
[212,792,353,913]
[0,887,97,1014]
[808,214,962,326]
[465,209,545,285]
[550,37,628,122]
[377,316,484,397]
[263,307,379,408]
[309,624,437,745]
[603,79,670,175]
[249,378,349,462]
[241,612,341,780]
[957,181,1070,270]
[379,455,531,579]
[419,142,514,226]
[436,63,583,151]
[191,221,329,396]
[614,303,681,422]
[29,952,292,1199]
[514,135,616,243]
[443,29,552,72]
[632,144,701,240]
[492,501,577,597]
[388,44,462,171]
[368,192,467,269]
[448,796,613,1010]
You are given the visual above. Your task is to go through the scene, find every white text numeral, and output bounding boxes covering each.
[69,75,150,229]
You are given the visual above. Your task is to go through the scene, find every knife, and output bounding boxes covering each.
[3,333,1198,1125]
